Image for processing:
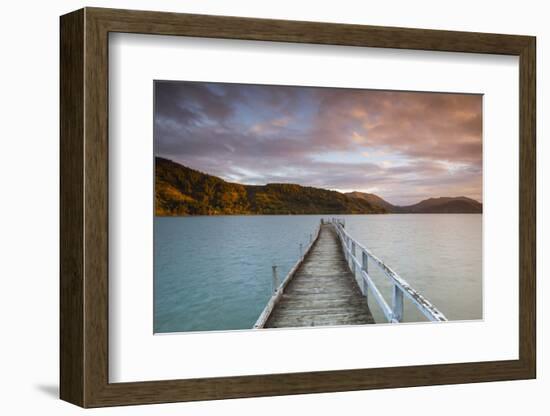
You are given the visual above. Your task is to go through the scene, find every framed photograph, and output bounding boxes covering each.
[60,7,536,407]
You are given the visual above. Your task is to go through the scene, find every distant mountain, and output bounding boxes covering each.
[346,192,482,214]
[345,191,398,212]
[399,196,483,213]
[155,158,386,216]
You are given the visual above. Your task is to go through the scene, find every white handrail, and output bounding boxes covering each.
[331,218,447,323]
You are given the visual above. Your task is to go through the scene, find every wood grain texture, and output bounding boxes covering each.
[59,8,84,406]
[59,7,537,408]
[265,224,374,328]
[89,7,532,54]
[518,38,536,376]
[84,8,110,406]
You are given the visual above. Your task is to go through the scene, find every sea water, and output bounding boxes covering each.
[154,214,482,333]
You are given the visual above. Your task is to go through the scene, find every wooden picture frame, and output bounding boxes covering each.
[60,7,536,408]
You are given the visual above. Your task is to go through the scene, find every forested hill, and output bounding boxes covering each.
[396,196,483,213]
[155,158,386,216]
[346,192,482,213]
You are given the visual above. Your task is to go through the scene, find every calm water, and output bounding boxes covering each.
[154,215,482,333]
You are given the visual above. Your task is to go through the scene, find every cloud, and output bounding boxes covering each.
[154,81,482,205]
[312,88,482,166]
[249,116,292,135]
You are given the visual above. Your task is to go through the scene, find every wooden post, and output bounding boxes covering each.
[272,265,279,293]
[309,233,312,244]
[299,243,303,257]
[392,285,404,322]
[344,236,348,260]
[351,242,356,275]
[362,251,369,298]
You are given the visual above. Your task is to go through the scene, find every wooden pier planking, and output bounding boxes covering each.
[265,224,374,328]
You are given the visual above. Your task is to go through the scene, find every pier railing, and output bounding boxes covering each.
[253,223,322,329]
[331,218,447,323]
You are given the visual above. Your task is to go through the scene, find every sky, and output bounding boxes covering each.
[154,81,482,206]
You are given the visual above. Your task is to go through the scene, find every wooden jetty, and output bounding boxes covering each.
[254,218,447,329]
